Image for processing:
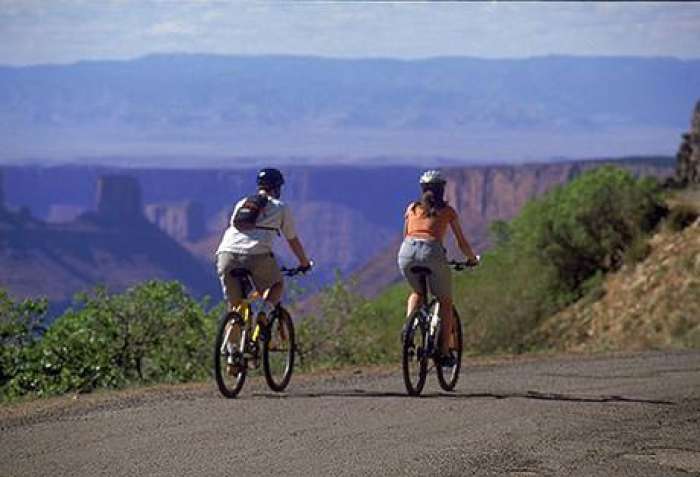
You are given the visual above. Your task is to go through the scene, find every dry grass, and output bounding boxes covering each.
[532,218,700,352]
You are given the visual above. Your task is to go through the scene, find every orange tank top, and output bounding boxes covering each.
[404,203,458,242]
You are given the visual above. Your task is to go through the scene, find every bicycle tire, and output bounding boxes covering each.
[402,310,428,396]
[435,306,463,391]
[214,311,247,398]
[262,306,295,392]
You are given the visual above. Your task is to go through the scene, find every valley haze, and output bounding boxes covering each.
[0,54,697,167]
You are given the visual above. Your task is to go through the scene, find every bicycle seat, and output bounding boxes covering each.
[229,268,252,278]
[410,266,432,276]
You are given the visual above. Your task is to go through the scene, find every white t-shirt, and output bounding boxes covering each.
[216,194,297,255]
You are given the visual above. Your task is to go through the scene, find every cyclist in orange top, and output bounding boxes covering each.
[397,170,479,365]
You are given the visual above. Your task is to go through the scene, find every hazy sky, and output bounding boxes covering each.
[0,1,698,66]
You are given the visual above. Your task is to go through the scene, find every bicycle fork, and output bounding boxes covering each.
[426,302,440,357]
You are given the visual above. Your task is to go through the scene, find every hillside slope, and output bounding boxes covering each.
[533,218,700,351]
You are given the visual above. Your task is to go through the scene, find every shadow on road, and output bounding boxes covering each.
[251,389,674,405]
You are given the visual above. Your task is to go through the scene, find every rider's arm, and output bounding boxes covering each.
[281,206,310,268]
[450,216,478,262]
[403,203,412,238]
[287,237,311,269]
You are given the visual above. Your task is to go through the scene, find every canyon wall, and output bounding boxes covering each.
[145,201,206,242]
[0,174,217,308]
[0,159,675,304]
[95,175,144,223]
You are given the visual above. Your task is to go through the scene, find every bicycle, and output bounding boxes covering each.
[401,258,479,396]
[214,264,311,398]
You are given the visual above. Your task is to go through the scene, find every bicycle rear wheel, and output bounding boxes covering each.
[402,310,428,396]
[214,311,247,398]
[435,306,463,391]
[262,306,295,392]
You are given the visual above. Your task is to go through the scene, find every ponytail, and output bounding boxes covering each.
[411,184,446,218]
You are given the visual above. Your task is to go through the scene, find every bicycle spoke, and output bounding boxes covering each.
[214,312,247,398]
[402,312,428,396]
[435,308,463,391]
[262,308,295,392]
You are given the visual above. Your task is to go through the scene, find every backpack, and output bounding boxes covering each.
[232,194,269,231]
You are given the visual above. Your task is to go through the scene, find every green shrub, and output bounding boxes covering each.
[0,291,47,397]
[509,166,665,297]
[442,167,665,354]
[296,273,402,369]
[1,282,221,400]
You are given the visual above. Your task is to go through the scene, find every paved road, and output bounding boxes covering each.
[2,350,699,477]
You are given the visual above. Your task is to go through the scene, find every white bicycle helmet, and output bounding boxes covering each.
[419,169,446,184]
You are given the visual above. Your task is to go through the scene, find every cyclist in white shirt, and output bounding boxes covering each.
[216,168,311,318]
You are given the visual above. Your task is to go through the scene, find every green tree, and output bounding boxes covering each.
[2,281,221,399]
[509,166,665,298]
[0,290,47,396]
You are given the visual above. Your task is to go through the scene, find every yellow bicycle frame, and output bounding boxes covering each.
[233,290,263,342]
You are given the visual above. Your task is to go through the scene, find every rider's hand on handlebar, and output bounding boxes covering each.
[298,260,313,273]
[466,255,480,267]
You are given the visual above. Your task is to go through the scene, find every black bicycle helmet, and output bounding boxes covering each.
[256,168,285,188]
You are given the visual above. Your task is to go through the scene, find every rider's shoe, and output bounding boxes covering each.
[257,311,272,341]
[438,354,457,368]
[245,342,260,369]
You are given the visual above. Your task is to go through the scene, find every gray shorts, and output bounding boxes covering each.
[397,238,452,300]
[216,252,283,302]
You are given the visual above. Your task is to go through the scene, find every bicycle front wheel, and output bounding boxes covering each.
[402,311,428,396]
[435,306,463,391]
[262,306,295,392]
[214,311,247,398]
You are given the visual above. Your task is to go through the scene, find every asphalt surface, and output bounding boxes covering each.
[2,350,699,477]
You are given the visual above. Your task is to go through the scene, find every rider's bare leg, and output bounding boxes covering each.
[262,280,284,307]
[225,297,244,356]
[438,296,454,355]
[406,292,423,317]
[262,280,285,340]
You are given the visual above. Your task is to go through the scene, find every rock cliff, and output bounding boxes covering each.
[95,175,144,223]
[676,101,700,185]
[144,201,206,242]
[1,160,675,303]
[0,174,217,308]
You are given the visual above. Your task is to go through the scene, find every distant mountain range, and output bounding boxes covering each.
[0,54,697,163]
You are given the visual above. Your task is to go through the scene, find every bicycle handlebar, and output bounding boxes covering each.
[281,260,315,277]
[448,255,481,271]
